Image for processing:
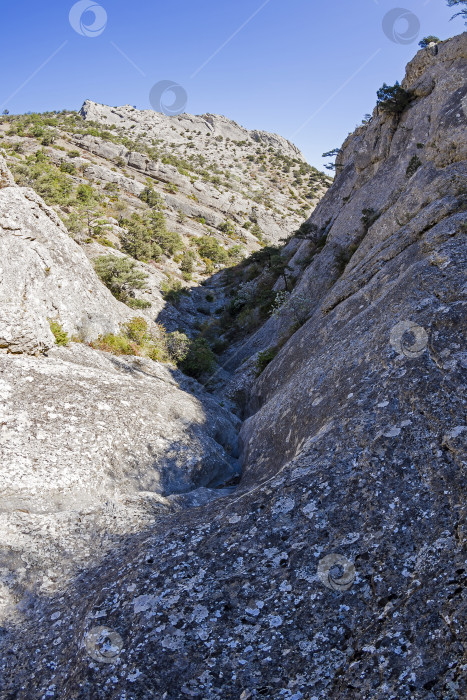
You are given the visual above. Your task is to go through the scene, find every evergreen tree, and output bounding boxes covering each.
[120,215,154,261]
[94,255,148,302]
[418,35,440,48]
[139,186,165,209]
[376,82,412,114]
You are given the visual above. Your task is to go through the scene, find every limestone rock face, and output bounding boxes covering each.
[0,158,241,626]
[80,102,303,161]
[74,101,329,246]
[0,185,133,353]
[1,35,466,700]
[0,344,240,621]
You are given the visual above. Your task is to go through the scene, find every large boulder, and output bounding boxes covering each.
[0,345,240,622]
[0,182,133,353]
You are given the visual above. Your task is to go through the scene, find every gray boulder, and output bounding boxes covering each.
[0,184,134,353]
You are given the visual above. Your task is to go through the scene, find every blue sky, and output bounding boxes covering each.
[1,0,465,169]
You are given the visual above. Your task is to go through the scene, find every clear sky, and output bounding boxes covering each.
[1,0,465,169]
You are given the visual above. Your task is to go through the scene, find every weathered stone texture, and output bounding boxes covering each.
[0,35,466,700]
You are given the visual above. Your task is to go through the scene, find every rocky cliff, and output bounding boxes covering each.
[0,33,466,700]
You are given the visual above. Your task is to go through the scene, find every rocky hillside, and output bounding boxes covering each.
[0,101,330,345]
[0,101,330,278]
[1,33,466,700]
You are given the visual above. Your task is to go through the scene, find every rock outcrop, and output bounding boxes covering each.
[0,174,134,353]
[0,34,466,700]
[0,344,240,622]
[0,159,241,627]
[74,101,330,247]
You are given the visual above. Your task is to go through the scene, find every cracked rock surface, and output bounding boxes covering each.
[0,34,466,700]
[0,183,134,353]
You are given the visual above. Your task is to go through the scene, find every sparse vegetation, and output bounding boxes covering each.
[419,36,441,48]
[11,151,74,206]
[0,107,331,295]
[376,82,413,115]
[93,255,148,304]
[48,319,69,346]
[255,346,278,375]
[406,155,422,178]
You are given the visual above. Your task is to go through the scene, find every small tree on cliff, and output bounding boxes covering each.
[376,82,412,115]
[418,36,440,48]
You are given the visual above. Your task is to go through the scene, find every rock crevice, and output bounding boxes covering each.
[0,34,466,700]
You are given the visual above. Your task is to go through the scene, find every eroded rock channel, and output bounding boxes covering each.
[1,34,466,699]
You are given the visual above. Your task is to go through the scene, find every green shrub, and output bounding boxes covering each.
[219,219,236,236]
[250,223,263,239]
[196,236,229,264]
[91,333,137,355]
[161,277,188,304]
[228,245,245,263]
[139,186,165,209]
[166,331,190,362]
[96,236,115,248]
[49,319,69,346]
[41,131,55,146]
[125,317,150,344]
[406,155,422,178]
[126,298,152,309]
[104,182,119,193]
[91,320,165,361]
[94,255,148,302]
[418,36,440,48]
[76,183,96,204]
[11,154,74,206]
[181,338,215,378]
[256,347,278,375]
[156,228,184,257]
[180,250,196,274]
[120,214,156,261]
[60,161,76,175]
